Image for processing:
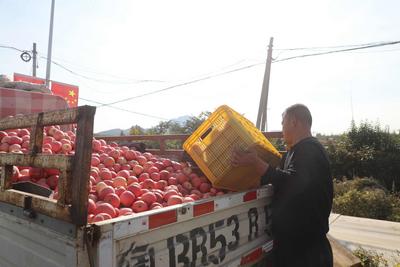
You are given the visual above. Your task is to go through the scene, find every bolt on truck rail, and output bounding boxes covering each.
[0,105,279,267]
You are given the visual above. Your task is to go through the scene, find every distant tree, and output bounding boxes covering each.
[327,121,400,191]
[147,120,183,135]
[128,111,211,149]
[129,125,145,135]
[183,111,211,134]
[120,130,124,136]
[145,111,211,135]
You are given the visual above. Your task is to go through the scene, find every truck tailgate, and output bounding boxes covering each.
[94,186,273,267]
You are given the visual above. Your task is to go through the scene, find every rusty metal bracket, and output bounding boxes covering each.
[23,195,36,219]
[84,225,100,267]
[31,112,44,156]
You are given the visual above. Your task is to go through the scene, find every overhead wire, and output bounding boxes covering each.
[97,61,265,108]
[272,40,400,63]
[3,40,400,113]
[2,44,167,84]
[45,55,166,82]
[342,47,400,54]
[0,44,25,53]
[96,40,400,108]
[273,41,391,51]
[79,97,168,120]
[39,55,166,84]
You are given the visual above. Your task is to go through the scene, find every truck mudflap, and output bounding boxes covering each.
[93,186,273,267]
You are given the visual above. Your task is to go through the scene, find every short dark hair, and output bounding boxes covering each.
[284,104,312,127]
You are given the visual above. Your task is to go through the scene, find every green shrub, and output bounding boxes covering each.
[327,121,400,192]
[333,188,392,220]
[334,177,387,196]
[333,178,400,222]
[353,247,388,267]
[387,194,400,222]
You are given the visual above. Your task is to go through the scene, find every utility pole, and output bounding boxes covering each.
[256,37,274,132]
[45,0,55,87]
[32,43,37,77]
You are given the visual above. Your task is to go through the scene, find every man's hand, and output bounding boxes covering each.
[231,147,269,176]
[231,147,258,167]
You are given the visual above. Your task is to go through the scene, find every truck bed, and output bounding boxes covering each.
[0,106,277,266]
[0,186,273,267]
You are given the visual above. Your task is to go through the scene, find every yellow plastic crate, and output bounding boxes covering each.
[183,105,282,191]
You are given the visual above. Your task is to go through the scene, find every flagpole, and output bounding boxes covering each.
[45,0,55,87]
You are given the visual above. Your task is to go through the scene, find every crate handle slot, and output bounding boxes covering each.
[200,126,213,141]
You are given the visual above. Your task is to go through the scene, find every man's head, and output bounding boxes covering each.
[281,104,312,147]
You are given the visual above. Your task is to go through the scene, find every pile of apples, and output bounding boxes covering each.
[0,125,227,223]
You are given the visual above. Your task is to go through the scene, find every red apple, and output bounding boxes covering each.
[131,200,148,213]
[168,177,178,185]
[95,202,116,218]
[119,207,134,216]
[167,195,183,206]
[159,170,170,181]
[127,183,143,197]
[124,150,136,161]
[88,199,96,214]
[117,170,130,179]
[138,173,150,182]
[141,192,157,205]
[133,165,144,175]
[120,190,136,207]
[199,183,211,193]
[142,179,156,190]
[155,180,168,190]
[104,193,120,208]
[98,186,115,200]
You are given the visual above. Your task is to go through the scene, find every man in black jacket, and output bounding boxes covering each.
[232,104,333,267]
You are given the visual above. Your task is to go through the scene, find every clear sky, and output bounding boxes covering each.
[1,0,399,134]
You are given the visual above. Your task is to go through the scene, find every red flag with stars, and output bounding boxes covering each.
[51,81,79,107]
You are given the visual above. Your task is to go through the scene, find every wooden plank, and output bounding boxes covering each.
[329,235,362,267]
[0,165,13,191]
[0,108,80,130]
[29,112,44,155]
[96,132,283,142]
[263,131,283,139]
[57,169,72,206]
[70,105,96,226]
[0,154,73,171]
[96,134,189,142]
[0,189,71,222]
[97,132,283,158]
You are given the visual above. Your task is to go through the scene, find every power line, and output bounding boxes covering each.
[79,97,168,120]
[3,40,400,111]
[39,55,166,84]
[272,40,400,63]
[37,52,168,82]
[98,40,400,108]
[343,47,400,54]
[274,41,391,51]
[2,44,166,84]
[0,44,25,53]
[36,54,258,97]
[97,62,265,108]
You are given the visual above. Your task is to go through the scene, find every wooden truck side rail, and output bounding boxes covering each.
[96,131,283,160]
[0,105,96,225]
